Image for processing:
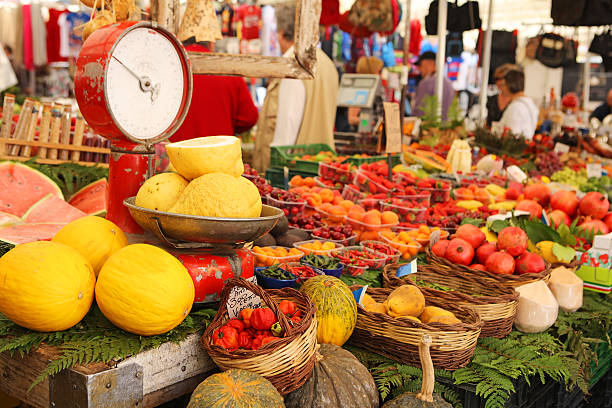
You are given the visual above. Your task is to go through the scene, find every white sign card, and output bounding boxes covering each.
[587,163,602,179]
[227,276,262,318]
[554,143,570,154]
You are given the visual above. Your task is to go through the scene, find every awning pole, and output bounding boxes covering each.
[478,0,495,125]
[434,0,448,118]
[399,0,412,120]
[583,27,591,123]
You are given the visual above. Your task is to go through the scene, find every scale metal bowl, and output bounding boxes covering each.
[124,197,283,249]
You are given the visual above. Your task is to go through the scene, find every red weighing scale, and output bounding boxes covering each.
[74,21,282,305]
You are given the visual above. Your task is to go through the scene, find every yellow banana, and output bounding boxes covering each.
[456,200,483,211]
[489,201,516,211]
[485,184,506,197]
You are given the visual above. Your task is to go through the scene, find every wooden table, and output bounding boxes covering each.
[0,333,216,407]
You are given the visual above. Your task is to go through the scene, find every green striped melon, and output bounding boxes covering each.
[300,275,357,346]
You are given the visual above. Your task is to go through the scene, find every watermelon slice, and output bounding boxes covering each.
[0,211,22,227]
[0,223,65,245]
[69,178,108,216]
[22,194,86,224]
[0,162,63,216]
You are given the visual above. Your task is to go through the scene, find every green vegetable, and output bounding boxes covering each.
[301,254,341,270]
[260,265,296,280]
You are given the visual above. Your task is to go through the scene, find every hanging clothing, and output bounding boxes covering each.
[47,8,68,64]
[217,3,235,37]
[30,2,47,67]
[22,4,33,70]
[0,45,17,92]
[260,5,279,57]
[59,11,89,58]
[236,4,261,40]
[0,4,19,57]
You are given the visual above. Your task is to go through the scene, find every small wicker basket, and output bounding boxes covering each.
[348,285,482,370]
[383,264,519,338]
[426,248,551,288]
[202,278,318,395]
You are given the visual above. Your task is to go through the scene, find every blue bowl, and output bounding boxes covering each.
[255,268,298,289]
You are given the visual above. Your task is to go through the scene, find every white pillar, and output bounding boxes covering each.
[478,0,495,125]
[435,0,447,118]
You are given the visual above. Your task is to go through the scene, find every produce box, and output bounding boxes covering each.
[269,144,335,173]
[576,233,612,293]
[265,168,317,189]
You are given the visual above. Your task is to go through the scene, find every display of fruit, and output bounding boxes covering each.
[300,254,343,271]
[284,344,379,408]
[0,241,95,332]
[319,161,355,184]
[476,242,497,265]
[579,192,610,220]
[497,227,528,257]
[135,172,188,212]
[187,369,284,408]
[578,219,609,235]
[252,246,304,267]
[516,199,543,218]
[529,151,563,178]
[486,252,516,275]
[548,209,571,227]
[267,189,307,218]
[165,136,244,179]
[550,190,579,217]
[300,275,357,346]
[95,244,195,336]
[515,252,546,275]
[446,139,472,174]
[380,197,429,223]
[453,224,485,250]
[454,185,490,203]
[296,240,340,255]
[289,213,325,231]
[379,230,422,259]
[52,216,128,276]
[360,241,401,263]
[311,225,355,243]
[414,178,452,203]
[170,173,262,218]
[444,238,474,265]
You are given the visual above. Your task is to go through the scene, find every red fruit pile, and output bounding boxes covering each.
[432,225,547,276]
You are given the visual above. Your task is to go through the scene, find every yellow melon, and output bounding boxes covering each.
[170,173,262,218]
[95,244,195,336]
[52,216,128,276]
[0,241,95,331]
[135,172,189,212]
[165,136,244,180]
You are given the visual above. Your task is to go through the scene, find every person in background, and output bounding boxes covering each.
[499,69,538,139]
[253,3,339,172]
[412,51,455,120]
[590,89,612,123]
[486,63,520,125]
[169,38,259,142]
[347,56,384,127]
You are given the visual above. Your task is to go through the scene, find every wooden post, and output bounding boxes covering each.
[38,103,52,158]
[21,101,40,157]
[59,105,72,160]
[48,107,62,160]
[71,115,86,161]
[154,0,180,35]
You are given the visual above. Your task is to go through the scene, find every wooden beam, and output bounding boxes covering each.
[189,52,314,79]
[294,0,320,75]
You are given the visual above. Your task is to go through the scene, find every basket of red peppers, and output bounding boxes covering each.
[202,277,317,395]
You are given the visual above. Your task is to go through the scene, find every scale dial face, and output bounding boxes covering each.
[105,26,187,141]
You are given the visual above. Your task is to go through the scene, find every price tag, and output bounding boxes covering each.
[383,102,402,154]
[226,276,261,318]
[506,165,527,183]
[587,163,602,179]
[396,259,417,277]
[554,143,570,154]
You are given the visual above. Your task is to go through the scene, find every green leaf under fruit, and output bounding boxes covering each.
[557,224,577,247]
[523,220,561,244]
[461,218,484,227]
[552,243,576,263]
[490,220,510,234]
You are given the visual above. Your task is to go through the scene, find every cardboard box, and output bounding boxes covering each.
[576,232,612,293]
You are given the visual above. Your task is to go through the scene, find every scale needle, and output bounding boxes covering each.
[112,55,157,101]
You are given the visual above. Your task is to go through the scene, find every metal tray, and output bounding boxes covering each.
[124,197,283,249]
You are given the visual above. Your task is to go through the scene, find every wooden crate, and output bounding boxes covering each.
[0,333,215,408]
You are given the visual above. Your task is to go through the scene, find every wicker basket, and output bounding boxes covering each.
[426,248,551,288]
[348,285,482,370]
[202,278,318,395]
[383,264,519,338]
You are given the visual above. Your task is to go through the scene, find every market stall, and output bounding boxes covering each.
[2,0,612,407]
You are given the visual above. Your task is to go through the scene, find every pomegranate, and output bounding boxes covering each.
[431,240,450,258]
[505,187,521,201]
[516,199,543,218]
[470,264,487,271]
[550,190,579,217]
[523,183,552,206]
[579,219,609,235]
[476,242,497,265]
[579,192,610,220]
[548,210,570,227]
[508,181,524,193]
[454,224,486,250]
[497,227,528,257]
[515,252,546,275]
[486,252,516,275]
[604,213,612,232]
[444,238,475,266]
